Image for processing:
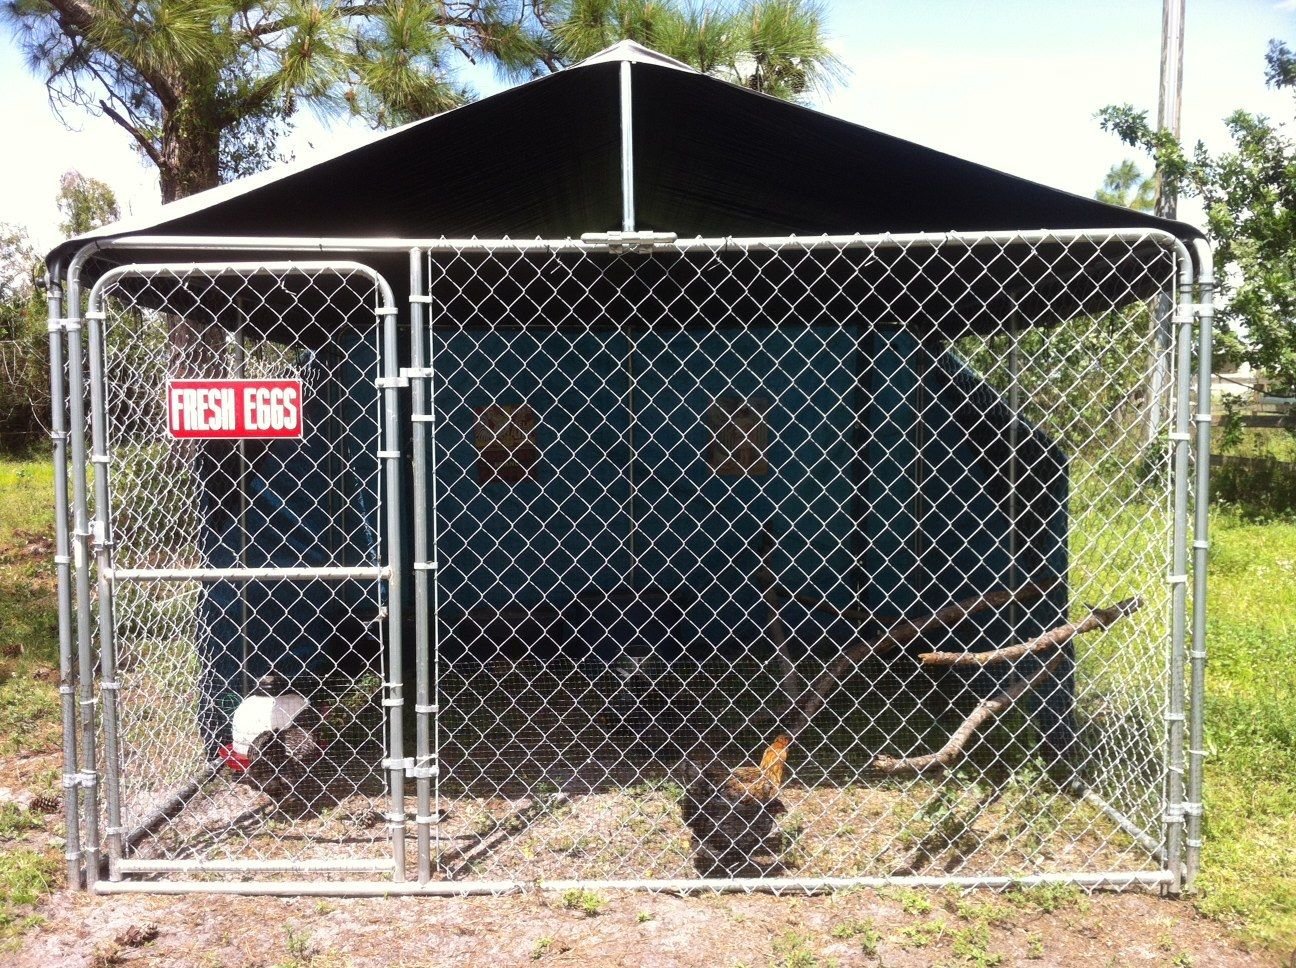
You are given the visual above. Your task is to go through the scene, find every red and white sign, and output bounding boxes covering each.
[167,379,304,440]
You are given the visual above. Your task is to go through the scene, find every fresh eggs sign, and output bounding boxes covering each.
[167,379,304,440]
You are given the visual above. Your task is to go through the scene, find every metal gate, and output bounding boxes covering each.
[52,229,1212,895]
[59,260,408,885]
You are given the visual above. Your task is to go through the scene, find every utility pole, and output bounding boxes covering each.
[1147,0,1186,446]
[1155,0,1186,218]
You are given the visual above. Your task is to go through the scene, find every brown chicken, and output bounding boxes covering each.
[681,734,792,862]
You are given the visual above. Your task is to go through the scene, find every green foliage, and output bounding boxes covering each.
[1194,512,1296,948]
[4,0,839,205]
[1098,38,1296,394]
[1096,159,1156,212]
[1210,420,1296,521]
[0,847,58,938]
[950,921,1002,966]
[0,224,49,455]
[1217,394,1247,452]
[551,0,843,101]
[955,302,1159,494]
[771,930,825,968]
[1003,881,1082,914]
[3,0,553,199]
[830,917,882,955]
[56,170,119,237]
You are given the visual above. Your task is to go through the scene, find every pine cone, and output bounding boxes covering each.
[29,793,61,814]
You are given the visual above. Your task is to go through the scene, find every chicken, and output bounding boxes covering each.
[230,673,327,802]
[680,734,791,862]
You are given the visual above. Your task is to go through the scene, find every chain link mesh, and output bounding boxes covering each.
[419,235,1180,885]
[77,233,1193,889]
[90,265,394,873]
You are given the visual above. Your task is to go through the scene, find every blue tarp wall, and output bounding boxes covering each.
[193,321,1074,759]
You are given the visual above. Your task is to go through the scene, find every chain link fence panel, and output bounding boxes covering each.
[64,232,1203,893]
[415,233,1188,889]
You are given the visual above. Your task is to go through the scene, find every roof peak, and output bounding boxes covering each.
[574,39,699,74]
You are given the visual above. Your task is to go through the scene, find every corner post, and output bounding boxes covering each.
[47,268,84,889]
[1165,239,1195,894]
[1185,239,1214,890]
[377,298,407,881]
[65,248,101,884]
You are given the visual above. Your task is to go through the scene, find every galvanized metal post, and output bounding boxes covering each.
[619,57,642,584]
[1165,245,1195,894]
[619,59,635,233]
[46,270,84,889]
[1186,240,1214,890]
[378,300,407,880]
[64,252,100,883]
[85,306,126,880]
[408,248,435,883]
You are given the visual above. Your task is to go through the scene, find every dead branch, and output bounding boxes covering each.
[760,530,802,707]
[917,596,1142,668]
[770,584,877,626]
[784,580,1057,739]
[870,650,1068,776]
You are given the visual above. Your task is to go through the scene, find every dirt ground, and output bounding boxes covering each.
[1,746,1285,968]
[9,882,1281,968]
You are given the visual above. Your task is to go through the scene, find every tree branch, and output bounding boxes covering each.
[783,580,1058,739]
[918,596,1142,668]
[870,649,1068,776]
[39,0,181,108]
[98,98,164,169]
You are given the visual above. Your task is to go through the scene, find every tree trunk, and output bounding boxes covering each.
[159,101,222,203]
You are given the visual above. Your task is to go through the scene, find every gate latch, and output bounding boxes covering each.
[580,231,678,254]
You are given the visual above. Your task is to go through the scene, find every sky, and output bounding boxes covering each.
[0,0,1291,253]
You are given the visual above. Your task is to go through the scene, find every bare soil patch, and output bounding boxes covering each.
[5,883,1280,967]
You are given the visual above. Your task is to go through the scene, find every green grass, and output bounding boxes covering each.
[1193,511,1296,949]
[0,459,60,757]
[0,460,58,669]
[0,458,62,945]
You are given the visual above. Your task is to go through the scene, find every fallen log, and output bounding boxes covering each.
[917,596,1142,668]
[870,649,1068,776]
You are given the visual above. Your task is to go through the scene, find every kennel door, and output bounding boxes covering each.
[82,262,408,885]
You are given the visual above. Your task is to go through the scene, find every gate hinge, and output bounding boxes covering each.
[580,231,678,254]
[399,367,435,380]
[375,376,409,389]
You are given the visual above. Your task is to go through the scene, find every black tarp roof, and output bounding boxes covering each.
[48,41,1202,333]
